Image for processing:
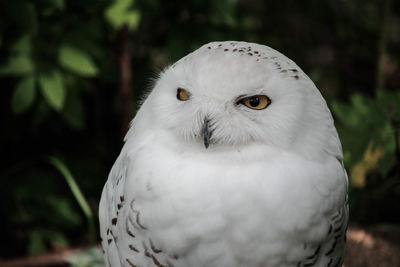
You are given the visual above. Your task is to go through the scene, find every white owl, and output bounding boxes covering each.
[99,41,348,267]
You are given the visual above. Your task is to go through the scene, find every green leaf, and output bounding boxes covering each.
[58,45,98,77]
[11,76,36,114]
[377,146,395,176]
[28,229,69,255]
[48,157,96,243]
[42,0,65,16]
[45,195,82,227]
[351,94,370,117]
[28,230,47,255]
[61,89,86,130]
[12,35,32,53]
[54,0,65,10]
[66,247,105,267]
[332,100,359,128]
[0,35,33,76]
[39,71,66,111]
[45,229,69,248]
[0,53,34,76]
[19,2,38,35]
[105,0,141,30]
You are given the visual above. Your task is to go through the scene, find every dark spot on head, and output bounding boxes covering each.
[107,228,110,235]
[239,49,244,52]
[224,49,229,51]
[280,70,287,73]
[108,238,112,244]
[293,75,299,79]
[290,69,298,73]
[120,196,125,202]
[218,44,222,47]
[112,217,118,225]
[117,204,122,210]
[233,49,237,52]
[254,51,259,54]
[207,46,211,49]
[248,53,253,56]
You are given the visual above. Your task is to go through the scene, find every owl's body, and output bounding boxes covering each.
[99,41,348,267]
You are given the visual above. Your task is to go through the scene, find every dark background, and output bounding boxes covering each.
[0,0,399,263]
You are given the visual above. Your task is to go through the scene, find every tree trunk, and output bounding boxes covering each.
[118,24,133,135]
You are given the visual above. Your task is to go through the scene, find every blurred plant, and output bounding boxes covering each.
[105,0,141,133]
[48,156,96,244]
[5,161,85,256]
[66,247,104,267]
[105,0,141,30]
[0,0,104,131]
[332,90,400,224]
[0,0,117,258]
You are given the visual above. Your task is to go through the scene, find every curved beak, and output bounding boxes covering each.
[202,117,212,149]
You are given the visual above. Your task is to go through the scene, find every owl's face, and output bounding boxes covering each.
[144,42,337,157]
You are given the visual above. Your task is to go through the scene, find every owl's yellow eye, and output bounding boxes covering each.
[177,88,190,101]
[239,95,271,110]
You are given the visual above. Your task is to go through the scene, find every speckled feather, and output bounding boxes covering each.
[99,41,348,267]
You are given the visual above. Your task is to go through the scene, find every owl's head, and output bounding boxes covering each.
[133,41,341,160]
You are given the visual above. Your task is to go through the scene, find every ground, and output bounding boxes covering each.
[1,224,399,267]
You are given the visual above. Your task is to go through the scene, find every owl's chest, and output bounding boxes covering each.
[126,142,329,233]
[120,141,340,265]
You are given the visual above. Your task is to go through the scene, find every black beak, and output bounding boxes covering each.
[202,117,212,149]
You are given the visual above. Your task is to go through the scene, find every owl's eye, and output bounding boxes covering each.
[177,88,190,101]
[238,95,271,110]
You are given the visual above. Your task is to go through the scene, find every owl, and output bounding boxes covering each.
[99,41,348,267]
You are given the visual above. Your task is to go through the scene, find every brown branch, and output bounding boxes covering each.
[118,24,133,135]
[375,0,393,91]
[0,248,82,267]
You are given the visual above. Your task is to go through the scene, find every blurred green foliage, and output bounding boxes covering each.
[333,91,400,175]
[66,247,104,267]
[333,91,400,224]
[0,0,399,260]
